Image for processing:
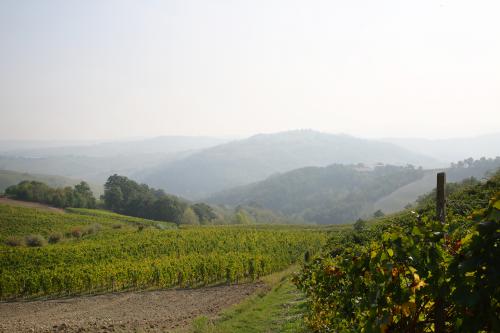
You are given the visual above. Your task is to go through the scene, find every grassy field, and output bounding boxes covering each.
[190,266,310,333]
[0,203,176,243]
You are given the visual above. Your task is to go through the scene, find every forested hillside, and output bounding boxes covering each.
[140,130,436,199]
[210,158,500,224]
[209,164,425,224]
[373,157,500,213]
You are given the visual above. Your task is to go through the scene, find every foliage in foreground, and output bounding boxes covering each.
[295,171,500,332]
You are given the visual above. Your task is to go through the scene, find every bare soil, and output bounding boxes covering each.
[0,197,65,213]
[0,283,265,333]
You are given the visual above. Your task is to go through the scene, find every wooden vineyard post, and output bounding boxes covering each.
[436,172,446,225]
[435,172,446,332]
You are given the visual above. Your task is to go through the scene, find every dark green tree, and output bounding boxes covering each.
[373,209,384,218]
[191,203,217,224]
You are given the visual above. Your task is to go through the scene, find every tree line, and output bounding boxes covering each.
[102,174,216,225]
[4,181,96,208]
[1,175,275,225]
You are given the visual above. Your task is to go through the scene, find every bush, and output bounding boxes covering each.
[70,228,82,238]
[4,236,24,247]
[25,234,46,247]
[48,232,63,244]
[84,223,102,235]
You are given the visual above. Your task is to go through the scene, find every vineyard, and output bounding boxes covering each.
[0,204,328,300]
[295,171,500,332]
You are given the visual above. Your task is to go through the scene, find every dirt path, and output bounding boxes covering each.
[0,197,65,213]
[0,283,265,333]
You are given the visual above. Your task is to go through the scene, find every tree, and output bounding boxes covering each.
[234,209,251,224]
[353,218,366,232]
[152,196,186,224]
[373,209,384,218]
[180,207,200,225]
[191,203,217,224]
[103,185,123,211]
[74,181,96,208]
[51,188,67,207]
[101,174,216,225]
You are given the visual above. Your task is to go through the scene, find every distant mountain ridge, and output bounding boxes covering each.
[139,130,437,199]
[382,132,500,163]
[1,136,229,157]
[0,136,228,184]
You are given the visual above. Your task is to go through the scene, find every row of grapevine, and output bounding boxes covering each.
[0,221,327,299]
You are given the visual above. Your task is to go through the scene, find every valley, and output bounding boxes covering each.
[0,132,499,332]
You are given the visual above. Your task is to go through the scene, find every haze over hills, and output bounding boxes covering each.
[0,154,177,184]
[0,169,103,196]
[0,136,228,184]
[0,140,101,153]
[0,136,229,158]
[1,130,498,203]
[138,130,438,199]
[382,132,500,163]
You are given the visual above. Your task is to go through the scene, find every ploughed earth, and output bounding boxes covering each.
[0,282,265,333]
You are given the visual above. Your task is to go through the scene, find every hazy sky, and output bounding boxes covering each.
[1,0,499,140]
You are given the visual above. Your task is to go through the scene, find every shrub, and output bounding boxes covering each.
[25,234,46,247]
[84,223,102,235]
[70,228,82,238]
[4,236,24,247]
[48,232,63,244]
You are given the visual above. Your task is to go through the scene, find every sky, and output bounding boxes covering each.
[0,0,499,141]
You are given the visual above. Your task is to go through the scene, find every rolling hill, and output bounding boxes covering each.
[208,157,500,224]
[139,130,437,199]
[0,136,228,184]
[208,164,425,224]
[371,156,500,213]
[1,136,228,158]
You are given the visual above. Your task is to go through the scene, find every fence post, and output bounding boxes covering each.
[436,172,446,225]
[435,172,446,332]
